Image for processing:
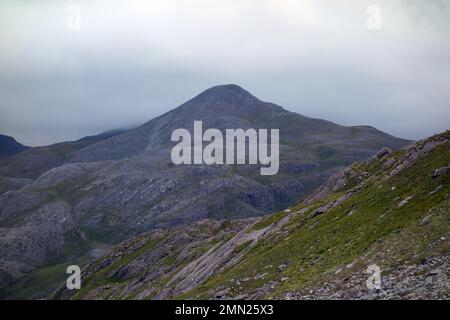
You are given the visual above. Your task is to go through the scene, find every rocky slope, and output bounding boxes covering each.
[0,85,410,298]
[55,130,449,300]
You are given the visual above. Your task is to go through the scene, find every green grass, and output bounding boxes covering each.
[251,211,288,231]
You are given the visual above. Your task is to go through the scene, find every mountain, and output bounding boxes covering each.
[0,134,29,159]
[0,85,411,298]
[0,129,131,195]
[54,130,449,300]
[77,129,131,143]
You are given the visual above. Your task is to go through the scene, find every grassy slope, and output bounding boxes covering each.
[180,142,449,299]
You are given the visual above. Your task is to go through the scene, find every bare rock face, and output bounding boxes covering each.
[0,85,411,297]
[0,175,32,194]
[290,254,450,300]
[0,201,73,260]
[305,131,450,205]
[375,147,392,160]
[389,133,449,177]
[433,165,450,178]
[304,170,348,204]
[0,200,74,287]
[304,165,368,204]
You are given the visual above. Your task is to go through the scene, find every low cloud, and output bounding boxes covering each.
[0,0,449,146]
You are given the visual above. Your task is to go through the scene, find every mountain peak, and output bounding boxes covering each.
[188,84,259,106]
[173,84,285,119]
[203,84,251,95]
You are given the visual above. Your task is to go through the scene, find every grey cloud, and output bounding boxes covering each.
[0,0,449,146]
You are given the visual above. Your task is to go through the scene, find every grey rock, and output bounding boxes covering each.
[432,165,450,178]
[375,147,392,160]
[419,213,433,226]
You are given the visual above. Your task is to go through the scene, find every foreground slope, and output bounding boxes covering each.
[57,130,449,300]
[0,85,409,297]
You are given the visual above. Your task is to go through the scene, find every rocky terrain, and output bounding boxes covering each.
[55,130,449,300]
[0,85,410,298]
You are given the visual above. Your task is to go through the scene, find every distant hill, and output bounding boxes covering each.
[54,130,449,300]
[77,128,130,143]
[0,128,131,186]
[0,134,29,159]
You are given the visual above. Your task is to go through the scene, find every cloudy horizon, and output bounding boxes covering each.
[1,0,449,146]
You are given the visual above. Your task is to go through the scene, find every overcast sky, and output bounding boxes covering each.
[0,0,449,146]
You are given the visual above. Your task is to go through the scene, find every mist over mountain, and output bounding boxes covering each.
[0,85,411,298]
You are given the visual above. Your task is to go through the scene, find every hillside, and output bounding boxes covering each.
[0,128,130,183]
[0,85,410,298]
[55,130,449,300]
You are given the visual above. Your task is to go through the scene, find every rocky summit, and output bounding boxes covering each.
[0,85,410,298]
